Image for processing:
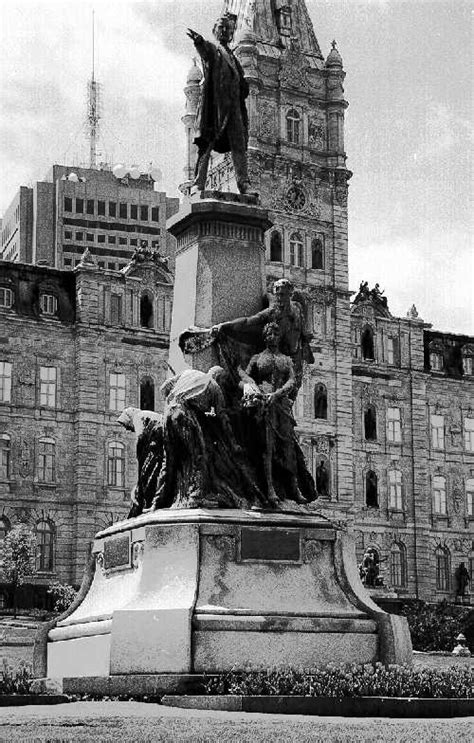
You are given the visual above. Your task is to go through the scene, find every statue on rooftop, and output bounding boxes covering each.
[187,13,251,194]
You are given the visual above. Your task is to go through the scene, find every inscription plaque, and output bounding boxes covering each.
[103,533,131,571]
[240,527,300,562]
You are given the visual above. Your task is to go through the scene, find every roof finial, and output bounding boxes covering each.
[332,39,337,50]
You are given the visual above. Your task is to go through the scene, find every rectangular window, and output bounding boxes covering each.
[464,418,474,452]
[39,366,57,407]
[389,470,403,510]
[86,199,95,215]
[64,258,72,267]
[64,230,72,240]
[0,362,12,403]
[98,234,105,243]
[467,487,473,517]
[41,294,58,315]
[387,407,401,443]
[464,356,473,375]
[109,373,126,410]
[97,200,106,216]
[38,440,55,482]
[0,436,10,479]
[151,206,159,222]
[75,198,84,213]
[433,476,447,515]
[109,201,117,217]
[108,235,116,244]
[431,415,445,449]
[119,237,127,245]
[107,443,124,487]
[75,231,83,241]
[387,337,399,365]
[130,238,137,246]
[119,203,128,219]
[86,233,94,242]
[140,205,149,221]
[108,262,116,270]
[98,261,105,268]
[130,204,138,220]
[0,288,13,308]
[110,295,122,325]
[64,196,72,212]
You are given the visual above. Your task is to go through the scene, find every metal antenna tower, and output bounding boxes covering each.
[87,10,101,168]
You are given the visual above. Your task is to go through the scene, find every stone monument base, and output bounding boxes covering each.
[35,509,412,688]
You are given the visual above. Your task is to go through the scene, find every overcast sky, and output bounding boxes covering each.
[0,0,472,334]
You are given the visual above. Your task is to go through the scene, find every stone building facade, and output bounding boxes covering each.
[181,0,473,602]
[0,251,173,605]
[1,165,179,272]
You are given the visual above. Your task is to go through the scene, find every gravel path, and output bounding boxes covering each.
[0,701,472,742]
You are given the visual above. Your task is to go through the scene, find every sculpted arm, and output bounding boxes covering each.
[187,28,214,62]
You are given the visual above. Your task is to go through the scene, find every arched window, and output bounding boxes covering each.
[107,441,125,487]
[311,238,324,269]
[390,542,407,588]
[0,516,10,541]
[0,434,11,480]
[314,383,328,419]
[270,231,282,262]
[140,292,154,329]
[315,455,330,499]
[435,546,450,591]
[36,520,54,572]
[140,377,155,411]
[286,108,301,144]
[289,232,304,267]
[433,476,447,515]
[365,470,378,508]
[38,437,55,483]
[361,326,375,360]
[364,406,377,440]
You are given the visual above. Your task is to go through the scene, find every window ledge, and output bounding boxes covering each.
[35,482,57,489]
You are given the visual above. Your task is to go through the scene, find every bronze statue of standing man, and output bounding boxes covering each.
[187,13,251,194]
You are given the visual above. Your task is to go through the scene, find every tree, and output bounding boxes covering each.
[0,525,35,617]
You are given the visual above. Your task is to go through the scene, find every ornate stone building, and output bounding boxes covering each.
[0,249,173,606]
[181,0,473,602]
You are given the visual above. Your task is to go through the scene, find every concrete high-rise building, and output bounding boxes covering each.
[1,165,179,272]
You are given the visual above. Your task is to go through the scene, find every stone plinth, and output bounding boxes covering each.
[39,510,412,685]
[167,193,272,372]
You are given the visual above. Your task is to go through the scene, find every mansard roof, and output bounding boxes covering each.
[225,0,323,60]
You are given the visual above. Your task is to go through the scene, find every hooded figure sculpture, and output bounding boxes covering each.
[187,13,250,193]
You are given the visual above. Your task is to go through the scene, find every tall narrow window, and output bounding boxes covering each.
[388,469,403,510]
[365,470,378,508]
[433,476,447,515]
[390,542,407,587]
[361,326,374,360]
[140,293,154,328]
[364,405,377,440]
[109,201,117,217]
[97,200,105,216]
[0,362,12,403]
[311,238,324,269]
[430,414,445,449]
[64,196,72,212]
[286,108,301,144]
[289,232,304,267]
[151,206,159,222]
[140,205,149,221]
[109,373,126,411]
[270,231,282,262]
[0,435,11,479]
[463,355,473,375]
[107,442,125,487]
[119,203,128,219]
[130,204,138,220]
[140,377,155,411]
[36,520,54,572]
[314,383,328,419]
[110,294,122,325]
[430,351,443,371]
[75,198,84,214]
[387,337,399,365]
[0,288,13,308]
[435,546,449,590]
[387,407,401,443]
[464,418,474,452]
[466,479,474,517]
[39,367,57,407]
[38,438,55,482]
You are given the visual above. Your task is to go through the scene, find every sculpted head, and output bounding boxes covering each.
[263,321,280,349]
[273,278,293,305]
[213,14,235,44]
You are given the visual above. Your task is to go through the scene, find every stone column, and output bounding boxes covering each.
[167,193,272,372]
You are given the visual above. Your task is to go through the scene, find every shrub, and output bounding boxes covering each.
[203,663,473,699]
[47,581,78,613]
[399,600,474,651]
[0,659,33,695]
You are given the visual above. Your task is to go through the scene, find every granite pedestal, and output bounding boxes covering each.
[37,509,412,691]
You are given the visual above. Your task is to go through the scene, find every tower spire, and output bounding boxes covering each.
[87,10,101,169]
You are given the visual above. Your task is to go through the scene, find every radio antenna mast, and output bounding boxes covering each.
[87,10,101,168]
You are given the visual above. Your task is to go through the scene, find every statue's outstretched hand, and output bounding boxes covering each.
[187,28,201,42]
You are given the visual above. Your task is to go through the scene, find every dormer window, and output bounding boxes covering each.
[41,294,58,316]
[0,287,13,309]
